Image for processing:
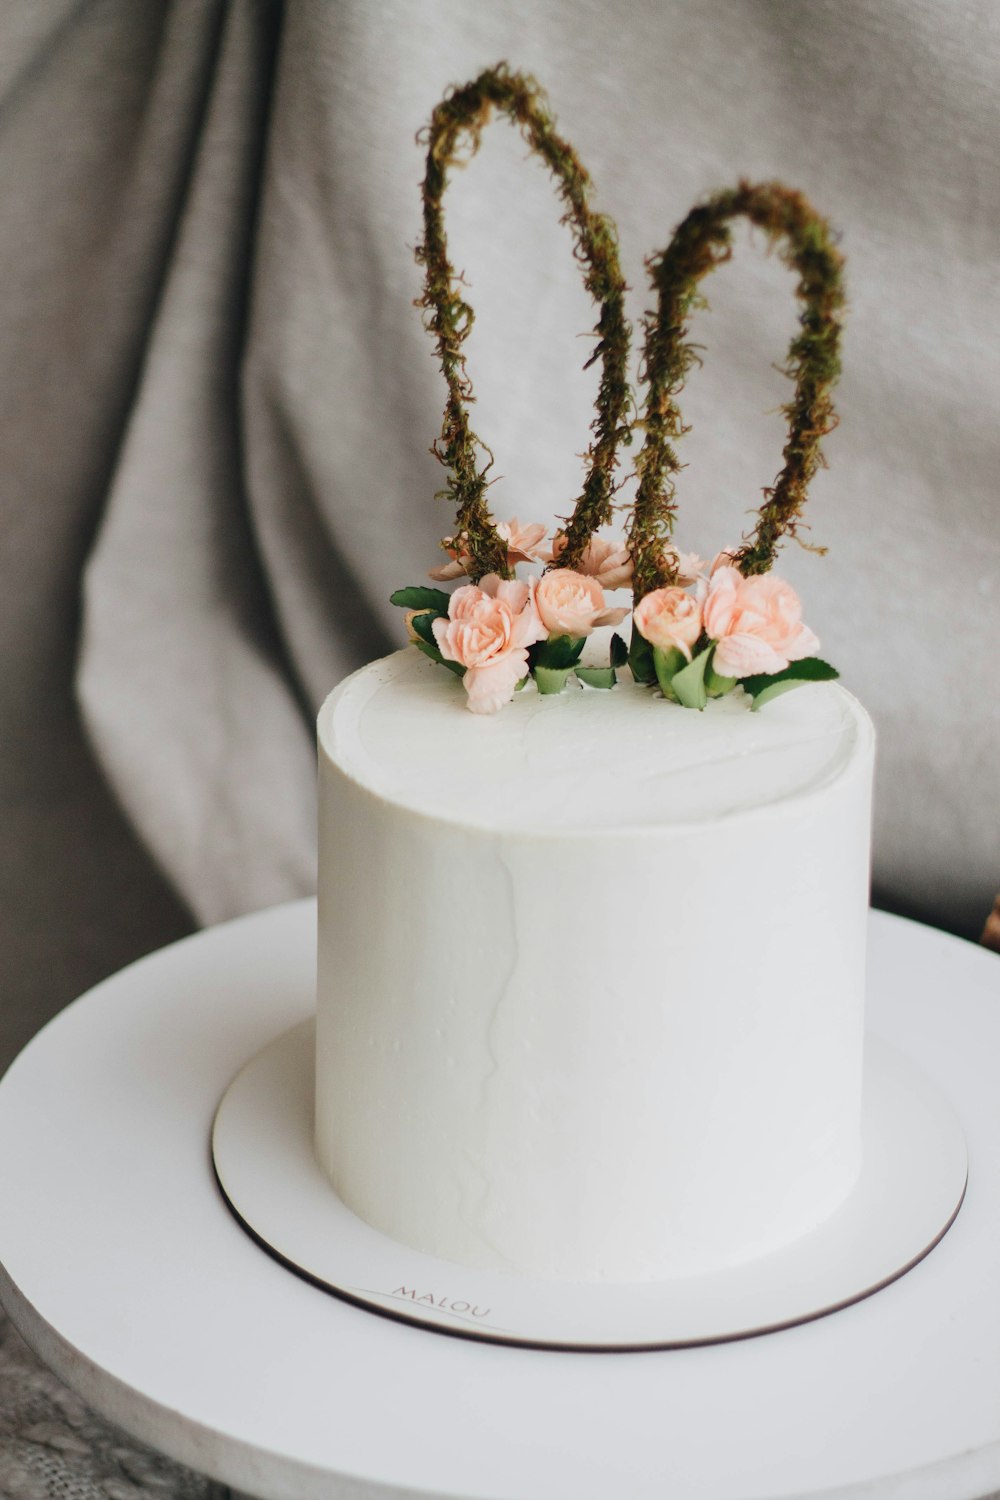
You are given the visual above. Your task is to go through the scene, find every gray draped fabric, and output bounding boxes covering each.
[3,0,996,1041]
[78,0,1000,947]
[1,1,999,1493]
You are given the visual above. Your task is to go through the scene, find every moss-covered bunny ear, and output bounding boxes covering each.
[627,181,845,601]
[416,64,632,583]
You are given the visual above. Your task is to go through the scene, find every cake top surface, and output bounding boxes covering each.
[319,647,872,835]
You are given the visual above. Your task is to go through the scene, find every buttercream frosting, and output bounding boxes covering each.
[315,649,875,1281]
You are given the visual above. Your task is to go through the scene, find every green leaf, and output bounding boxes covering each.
[414,640,465,677]
[742,657,840,711]
[652,645,687,701]
[390,586,452,612]
[575,666,617,690]
[704,655,737,698]
[740,656,839,695]
[409,610,443,646]
[534,634,586,670]
[534,665,573,695]
[748,678,809,710]
[670,645,715,710]
[628,628,656,685]
[610,632,628,669]
[413,637,442,664]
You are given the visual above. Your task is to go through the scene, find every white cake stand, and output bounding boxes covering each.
[1,901,999,1500]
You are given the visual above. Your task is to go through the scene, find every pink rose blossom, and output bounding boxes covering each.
[710,547,739,576]
[498,519,550,565]
[428,536,473,582]
[432,574,546,714]
[548,533,634,590]
[429,519,549,581]
[703,567,820,678]
[462,650,532,713]
[633,587,703,661]
[701,566,741,639]
[534,569,629,638]
[659,545,707,588]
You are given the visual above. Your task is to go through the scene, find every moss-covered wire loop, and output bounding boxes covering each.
[628,180,845,602]
[416,63,632,582]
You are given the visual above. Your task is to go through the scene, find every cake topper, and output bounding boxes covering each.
[391,64,842,714]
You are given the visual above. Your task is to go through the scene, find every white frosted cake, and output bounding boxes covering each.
[315,649,875,1282]
[314,72,868,1286]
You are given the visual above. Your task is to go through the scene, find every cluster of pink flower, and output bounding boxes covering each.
[634,559,819,679]
[429,519,636,591]
[430,570,627,713]
[392,520,833,714]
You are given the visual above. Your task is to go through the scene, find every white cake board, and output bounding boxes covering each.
[212,1019,967,1351]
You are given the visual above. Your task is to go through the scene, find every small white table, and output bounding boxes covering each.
[0,901,998,1500]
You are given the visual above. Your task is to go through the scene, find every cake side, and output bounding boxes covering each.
[315,652,875,1282]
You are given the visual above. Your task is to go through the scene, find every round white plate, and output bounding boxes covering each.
[212,1019,967,1350]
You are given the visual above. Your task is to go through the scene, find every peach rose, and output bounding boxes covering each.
[432,574,546,713]
[701,566,741,639]
[633,587,703,661]
[659,545,707,588]
[428,534,473,582]
[534,569,629,638]
[548,533,634,590]
[429,519,549,581]
[498,518,550,565]
[709,547,740,576]
[703,567,819,678]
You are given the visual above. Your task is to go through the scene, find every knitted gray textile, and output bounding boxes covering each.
[0,1311,220,1500]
